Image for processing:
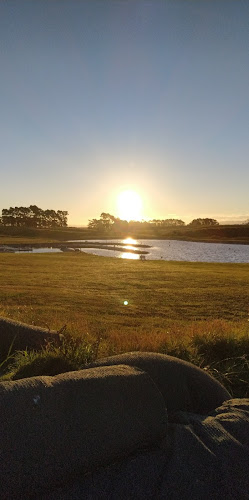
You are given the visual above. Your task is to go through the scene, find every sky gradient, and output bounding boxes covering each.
[1,0,248,225]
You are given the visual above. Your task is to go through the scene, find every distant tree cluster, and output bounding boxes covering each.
[150,219,185,227]
[188,218,219,226]
[88,213,128,232]
[0,205,68,228]
[88,214,219,232]
[88,213,186,232]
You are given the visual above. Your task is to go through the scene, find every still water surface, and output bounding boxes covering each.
[15,238,249,263]
[65,238,249,263]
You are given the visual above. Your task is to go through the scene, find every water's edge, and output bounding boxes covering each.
[1,239,249,264]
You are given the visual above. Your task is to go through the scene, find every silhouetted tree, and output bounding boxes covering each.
[150,219,185,227]
[188,218,219,226]
[1,206,68,228]
[100,213,116,231]
[88,218,104,231]
[113,218,129,231]
[88,214,186,231]
[88,213,118,232]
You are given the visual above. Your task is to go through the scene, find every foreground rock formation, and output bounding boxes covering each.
[0,317,60,361]
[0,351,249,499]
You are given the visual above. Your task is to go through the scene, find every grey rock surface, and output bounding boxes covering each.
[0,364,167,499]
[89,351,231,415]
[0,316,60,360]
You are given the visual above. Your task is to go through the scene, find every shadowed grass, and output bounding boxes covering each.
[2,331,97,380]
[1,322,248,398]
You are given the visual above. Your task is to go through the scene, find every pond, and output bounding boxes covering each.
[65,238,249,264]
[5,238,249,263]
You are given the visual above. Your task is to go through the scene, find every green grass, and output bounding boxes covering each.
[3,331,97,380]
[0,252,248,396]
[1,223,249,244]
[0,225,91,244]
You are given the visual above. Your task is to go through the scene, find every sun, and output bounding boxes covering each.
[117,190,143,221]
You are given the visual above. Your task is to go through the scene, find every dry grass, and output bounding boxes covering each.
[0,253,248,396]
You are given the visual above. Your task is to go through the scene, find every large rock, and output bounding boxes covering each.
[0,317,60,360]
[0,364,167,499]
[0,351,248,500]
[88,352,231,415]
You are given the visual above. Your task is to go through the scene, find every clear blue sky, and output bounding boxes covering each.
[0,0,248,225]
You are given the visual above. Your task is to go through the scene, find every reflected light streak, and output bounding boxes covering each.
[120,252,139,260]
[123,237,138,244]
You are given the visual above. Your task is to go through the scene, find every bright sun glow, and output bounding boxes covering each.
[117,190,143,221]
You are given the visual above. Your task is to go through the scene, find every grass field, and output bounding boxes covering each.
[1,223,249,245]
[0,252,248,395]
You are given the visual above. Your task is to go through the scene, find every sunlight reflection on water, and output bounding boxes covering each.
[122,237,138,245]
[77,239,249,263]
[123,245,136,250]
[120,252,139,260]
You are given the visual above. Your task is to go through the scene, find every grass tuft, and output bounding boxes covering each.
[1,331,97,380]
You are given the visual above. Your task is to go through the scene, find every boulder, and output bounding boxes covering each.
[0,317,60,361]
[0,364,167,499]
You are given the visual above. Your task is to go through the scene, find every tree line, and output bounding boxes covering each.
[88,213,219,231]
[0,205,68,228]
